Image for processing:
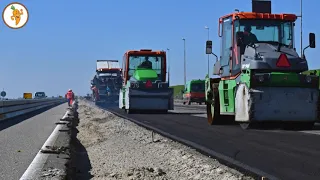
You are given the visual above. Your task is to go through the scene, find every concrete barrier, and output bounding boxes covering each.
[0,98,66,122]
[20,99,78,180]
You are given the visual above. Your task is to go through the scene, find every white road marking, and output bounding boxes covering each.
[191,114,207,118]
[300,131,320,135]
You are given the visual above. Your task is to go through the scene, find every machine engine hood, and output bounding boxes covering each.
[242,43,308,72]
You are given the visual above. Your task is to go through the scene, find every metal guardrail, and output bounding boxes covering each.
[0,98,67,122]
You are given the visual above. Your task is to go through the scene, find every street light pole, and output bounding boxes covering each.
[182,38,186,85]
[205,26,210,76]
[300,0,303,57]
[166,48,170,85]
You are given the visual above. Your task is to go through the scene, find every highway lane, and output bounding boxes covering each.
[170,104,206,114]
[173,104,320,135]
[173,103,206,109]
[0,103,68,180]
[104,104,320,180]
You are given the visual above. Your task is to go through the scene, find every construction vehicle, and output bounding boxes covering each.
[205,0,318,129]
[91,60,123,105]
[34,92,46,99]
[119,49,174,113]
[182,79,206,105]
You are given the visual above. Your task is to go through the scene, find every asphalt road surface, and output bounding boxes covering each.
[102,103,320,180]
[0,103,67,180]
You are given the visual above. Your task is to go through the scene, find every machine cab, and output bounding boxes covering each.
[206,0,315,79]
[122,49,167,85]
[182,80,206,105]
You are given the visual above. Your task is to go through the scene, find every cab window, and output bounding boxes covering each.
[220,17,233,67]
[236,19,294,52]
[128,55,163,80]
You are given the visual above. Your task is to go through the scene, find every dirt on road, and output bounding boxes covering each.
[68,100,254,180]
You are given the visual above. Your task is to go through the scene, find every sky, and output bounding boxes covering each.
[0,0,319,98]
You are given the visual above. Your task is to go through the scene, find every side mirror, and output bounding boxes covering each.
[206,40,212,54]
[309,33,316,48]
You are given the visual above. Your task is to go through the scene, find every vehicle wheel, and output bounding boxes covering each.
[206,94,222,125]
[183,102,186,105]
[188,101,191,105]
[199,102,202,105]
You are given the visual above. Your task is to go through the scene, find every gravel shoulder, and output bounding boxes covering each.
[70,100,254,180]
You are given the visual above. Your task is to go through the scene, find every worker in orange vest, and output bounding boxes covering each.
[66,89,74,106]
[91,85,99,101]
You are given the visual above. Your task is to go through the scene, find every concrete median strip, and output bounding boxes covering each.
[19,101,79,180]
[19,123,65,179]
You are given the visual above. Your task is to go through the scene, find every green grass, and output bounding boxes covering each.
[303,69,320,88]
[302,69,320,76]
[170,85,184,97]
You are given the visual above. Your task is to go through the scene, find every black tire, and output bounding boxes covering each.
[206,94,222,125]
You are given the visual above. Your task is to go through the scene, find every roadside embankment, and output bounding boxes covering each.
[68,100,254,180]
